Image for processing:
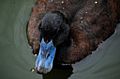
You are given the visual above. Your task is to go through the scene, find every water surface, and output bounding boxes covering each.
[0,0,120,79]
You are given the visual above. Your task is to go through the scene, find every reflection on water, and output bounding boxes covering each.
[41,65,73,79]
[30,63,73,79]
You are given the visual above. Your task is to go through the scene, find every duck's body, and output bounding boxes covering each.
[27,0,120,73]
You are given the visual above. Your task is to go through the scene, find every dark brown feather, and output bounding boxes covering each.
[27,0,120,64]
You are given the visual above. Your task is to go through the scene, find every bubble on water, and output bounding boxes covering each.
[94,1,98,4]
[85,11,88,14]
[31,68,35,72]
[34,54,37,56]
[80,17,83,20]
[61,1,64,4]
[80,21,84,23]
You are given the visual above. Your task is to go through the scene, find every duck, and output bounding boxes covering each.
[27,0,120,74]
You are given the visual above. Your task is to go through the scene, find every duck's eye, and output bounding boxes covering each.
[40,27,46,36]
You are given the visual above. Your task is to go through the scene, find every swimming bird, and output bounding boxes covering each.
[27,0,120,74]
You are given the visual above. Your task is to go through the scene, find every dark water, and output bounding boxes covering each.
[0,0,120,79]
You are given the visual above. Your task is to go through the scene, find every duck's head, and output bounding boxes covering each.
[35,11,70,74]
